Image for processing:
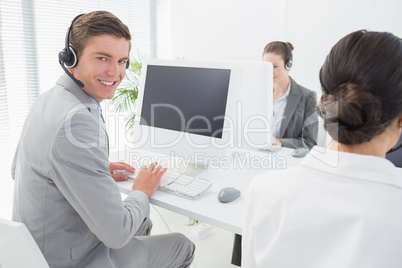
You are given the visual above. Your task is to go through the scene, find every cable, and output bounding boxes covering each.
[151,204,171,233]
[151,204,199,268]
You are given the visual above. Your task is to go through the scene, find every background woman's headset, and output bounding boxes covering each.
[283,42,293,70]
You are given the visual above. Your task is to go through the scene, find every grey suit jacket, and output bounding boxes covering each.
[12,75,150,267]
[278,77,318,149]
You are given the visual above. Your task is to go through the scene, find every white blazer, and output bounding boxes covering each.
[242,146,402,268]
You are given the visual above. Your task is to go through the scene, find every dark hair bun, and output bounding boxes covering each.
[318,83,385,145]
[318,30,402,145]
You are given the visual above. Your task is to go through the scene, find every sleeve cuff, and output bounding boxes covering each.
[127,190,149,202]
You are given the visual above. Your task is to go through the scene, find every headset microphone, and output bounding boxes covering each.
[58,14,85,88]
[58,60,85,88]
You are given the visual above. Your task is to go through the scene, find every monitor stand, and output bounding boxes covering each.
[170,156,209,177]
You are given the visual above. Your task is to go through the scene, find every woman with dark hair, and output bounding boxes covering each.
[242,30,402,267]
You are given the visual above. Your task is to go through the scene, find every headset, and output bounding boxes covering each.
[58,13,130,88]
[283,42,293,70]
[58,14,85,87]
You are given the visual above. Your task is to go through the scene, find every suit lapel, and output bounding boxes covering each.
[56,75,109,156]
[57,75,107,131]
[279,78,302,138]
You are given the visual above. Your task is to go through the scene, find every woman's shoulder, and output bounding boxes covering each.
[249,165,308,193]
[290,77,315,95]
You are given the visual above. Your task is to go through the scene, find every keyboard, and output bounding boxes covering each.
[115,169,212,200]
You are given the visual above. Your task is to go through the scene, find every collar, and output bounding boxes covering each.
[301,146,402,189]
[57,74,106,128]
[288,76,302,96]
[87,93,103,115]
[59,73,93,105]
[277,79,291,102]
[285,79,291,97]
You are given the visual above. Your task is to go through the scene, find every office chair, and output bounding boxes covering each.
[0,218,49,268]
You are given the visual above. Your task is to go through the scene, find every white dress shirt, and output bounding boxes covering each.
[242,147,402,268]
[273,81,291,138]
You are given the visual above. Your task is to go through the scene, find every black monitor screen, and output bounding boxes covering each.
[140,65,231,139]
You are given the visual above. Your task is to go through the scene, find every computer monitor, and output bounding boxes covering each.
[232,61,273,150]
[130,59,273,174]
[131,59,237,174]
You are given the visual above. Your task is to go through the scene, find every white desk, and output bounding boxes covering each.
[110,147,302,235]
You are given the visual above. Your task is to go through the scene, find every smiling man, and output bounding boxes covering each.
[11,11,194,268]
[70,35,129,101]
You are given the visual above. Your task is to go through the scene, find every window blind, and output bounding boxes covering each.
[0,0,169,219]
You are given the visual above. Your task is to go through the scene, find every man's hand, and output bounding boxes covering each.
[109,162,135,181]
[132,162,167,198]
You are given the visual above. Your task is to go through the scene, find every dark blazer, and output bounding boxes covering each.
[278,77,318,149]
[386,134,402,168]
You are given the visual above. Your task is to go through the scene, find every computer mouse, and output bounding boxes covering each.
[291,147,309,158]
[218,187,241,203]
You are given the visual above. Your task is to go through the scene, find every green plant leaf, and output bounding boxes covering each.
[111,54,143,134]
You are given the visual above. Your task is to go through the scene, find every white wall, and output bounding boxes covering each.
[169,0,285,61]
[169,0,402,96]
[283,0,402,97]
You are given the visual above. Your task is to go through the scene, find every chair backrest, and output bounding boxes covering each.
[0,218,49,268]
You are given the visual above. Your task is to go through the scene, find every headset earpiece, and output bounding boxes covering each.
[58,46,78,69]
[59,14,85,88]
[285,58,293,70]
[58,14,84,69]
[284,42,293,70]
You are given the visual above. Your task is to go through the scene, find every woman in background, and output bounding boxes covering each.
[242,30,402,267]
[231,41,319,267]
[263,41,318,149]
